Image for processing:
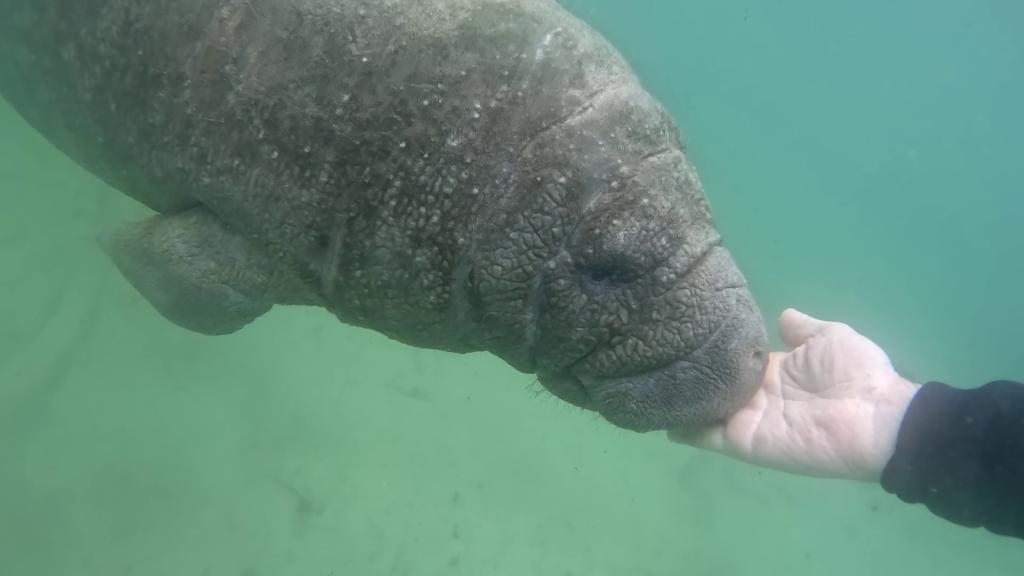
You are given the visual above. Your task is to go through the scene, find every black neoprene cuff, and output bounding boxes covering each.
[880,380,1024,539]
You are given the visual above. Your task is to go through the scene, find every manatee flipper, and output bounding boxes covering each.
[100,206,310,335]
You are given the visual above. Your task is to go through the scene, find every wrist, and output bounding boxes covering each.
[867,376,921,482]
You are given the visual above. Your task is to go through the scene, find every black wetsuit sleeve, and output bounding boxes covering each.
[880,380,1024,540]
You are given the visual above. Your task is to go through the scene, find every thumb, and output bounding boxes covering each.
[778,308,835,349]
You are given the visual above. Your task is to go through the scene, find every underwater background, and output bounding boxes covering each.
[1,0,1022,574]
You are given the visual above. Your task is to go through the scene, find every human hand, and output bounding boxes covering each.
[669,309,920,482]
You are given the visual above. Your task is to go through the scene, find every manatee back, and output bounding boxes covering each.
[0,0,669,353]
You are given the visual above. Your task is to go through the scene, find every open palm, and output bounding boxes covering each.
[670,309,919,482]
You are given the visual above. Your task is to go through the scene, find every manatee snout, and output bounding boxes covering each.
[522,149,768,432]
[536,245,767,432]
[585,276,767,433]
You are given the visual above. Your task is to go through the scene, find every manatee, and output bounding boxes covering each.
[0,0,768,432]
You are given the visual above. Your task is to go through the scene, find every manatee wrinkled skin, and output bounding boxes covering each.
[0,0,767,432]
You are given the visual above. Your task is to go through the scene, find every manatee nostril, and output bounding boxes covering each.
[750,348,769,385]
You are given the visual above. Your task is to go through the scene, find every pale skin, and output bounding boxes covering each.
[669,309,921,482]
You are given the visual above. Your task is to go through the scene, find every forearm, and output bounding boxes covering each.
[881,380,1024,539]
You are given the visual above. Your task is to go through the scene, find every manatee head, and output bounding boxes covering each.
[465,87,768,433]
[531,176,769,433]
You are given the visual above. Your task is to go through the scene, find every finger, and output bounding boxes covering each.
[778,308,836,349]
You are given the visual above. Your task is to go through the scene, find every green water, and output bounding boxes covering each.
[1,0,1022,574]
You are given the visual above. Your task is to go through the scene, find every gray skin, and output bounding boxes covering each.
[0,0,768,432]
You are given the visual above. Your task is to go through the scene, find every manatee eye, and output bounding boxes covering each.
[579,260,639,287]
